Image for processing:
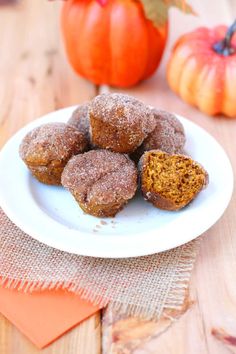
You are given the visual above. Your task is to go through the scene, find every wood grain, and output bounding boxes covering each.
[103,0,236,353]
[0,0,96,147]
[0,0,100,353]
[0,312,101,354]
[1,0,236,353]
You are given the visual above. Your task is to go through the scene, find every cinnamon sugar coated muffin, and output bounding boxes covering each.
[140,150,208,211]
[19,123,87,185]
[62,150,138,217]
[67,103,90,141]
[89,93,156,153]
[131,109,186,161]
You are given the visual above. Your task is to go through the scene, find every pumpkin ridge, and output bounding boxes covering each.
[218,59,227,116]
[167,47,195,94]
[143,21,167,79]
[178,54,203,105]
[222,61,236,117]
[194,64,211,111]
[194,61,222,115]
[137,0,165,80]
[61,0,168,87]
[102,0,112,84]
[215,59,226,115]
[107,0,112,85]
[167,23,236,118]
[140,15,152,80]
[78,2,94,78]
[109,0,149,87]
[182,31,228,112]
[91,1,113,84]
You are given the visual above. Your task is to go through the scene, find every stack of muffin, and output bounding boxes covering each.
[20,93,208,217]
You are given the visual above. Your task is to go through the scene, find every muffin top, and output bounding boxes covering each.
[140,150,208,210]
[19,122,87,166]
[62,149,137,205]
[90,93,156,135]
[142,109,186,154]
[68,103,90,140]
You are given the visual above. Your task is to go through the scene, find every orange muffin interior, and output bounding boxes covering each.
[142,151,208,209]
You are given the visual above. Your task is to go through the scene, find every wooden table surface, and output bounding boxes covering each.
[0,0,236,353]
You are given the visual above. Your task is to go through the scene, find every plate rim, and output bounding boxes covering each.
[0,106,234,258]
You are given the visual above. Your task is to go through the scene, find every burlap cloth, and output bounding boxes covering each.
[0,208,200,319]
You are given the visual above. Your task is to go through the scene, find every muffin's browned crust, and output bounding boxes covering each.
[67,103,90,141]
[62,150,138,217]
[19,123,87,185]
[131,109,186,162]
[89,93,156,153]
[140,150,208,211]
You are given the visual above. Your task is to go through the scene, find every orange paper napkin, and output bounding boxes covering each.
[0,286,100,348]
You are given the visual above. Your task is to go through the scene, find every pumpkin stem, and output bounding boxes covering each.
[213,19,236,56]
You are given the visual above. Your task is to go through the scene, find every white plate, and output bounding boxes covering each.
[0,107,234,258]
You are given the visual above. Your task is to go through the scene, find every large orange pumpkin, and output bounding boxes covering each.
[61,0,168,87]
[167,21,236,118]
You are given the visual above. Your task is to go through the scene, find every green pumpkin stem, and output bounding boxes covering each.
[213,19,236,56]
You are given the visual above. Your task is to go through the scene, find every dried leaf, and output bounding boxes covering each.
[167,0,196,15]
[140,0,195,27]
[140,0,168,27]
